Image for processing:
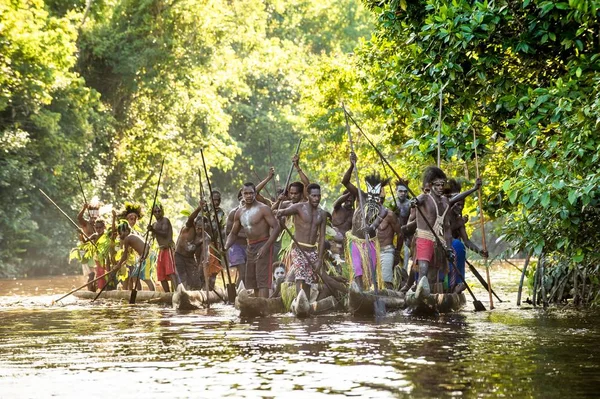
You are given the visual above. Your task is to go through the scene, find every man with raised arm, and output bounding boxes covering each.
[148,204,179,292]
[411,167,481,298]
[275,183,327,299]
[225,182,280,298]
[342,152,389,290]
[331,190,355,240]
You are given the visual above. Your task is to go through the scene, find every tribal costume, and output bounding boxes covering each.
[345,231,383,290]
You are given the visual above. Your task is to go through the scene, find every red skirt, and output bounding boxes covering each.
[157,248,176,281]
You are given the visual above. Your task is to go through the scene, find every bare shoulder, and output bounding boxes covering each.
[257,201,274,214]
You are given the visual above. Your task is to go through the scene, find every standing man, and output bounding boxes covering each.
[148,204,179,292]
[225,183,280,298]
[276,183,327,299]
[377,196,403,290]
[207,190,225,240]
[331,190,355,243]
[412,167,481,297]
[394,181,412,271]
[174,201,206,290]
[342,152,389,290]
[446,179,488,293]
[226,190,247,286]
[115,221,150,282]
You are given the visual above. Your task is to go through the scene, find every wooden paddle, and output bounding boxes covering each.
[473,129,494,309]
[52,267,121,304]
[200,148,236,303]
[129,158,164,304]
[199,168,210,309]
[342,103,385,317]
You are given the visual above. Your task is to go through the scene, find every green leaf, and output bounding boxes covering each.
[568,190,578,205]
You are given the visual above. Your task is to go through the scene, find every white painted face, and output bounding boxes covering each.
[273,266,285,280]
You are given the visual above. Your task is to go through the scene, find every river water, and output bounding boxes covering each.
[1,267,599,398]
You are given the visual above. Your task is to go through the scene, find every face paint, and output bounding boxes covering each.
[366,180,383,203]
[273,266,285,280]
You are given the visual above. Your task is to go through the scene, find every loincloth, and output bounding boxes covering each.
[344,231,383,290]
[245,237,273,290]
[290,245,317,284]
[156,247,176,281]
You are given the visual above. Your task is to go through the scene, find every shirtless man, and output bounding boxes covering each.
[276,183,327,298]
[115,221,150,278]
[412,167,481,297]
[342,152,389,290]
[225,182,280,298]
[148,204,179,292]
[226,190,247,285]
[175,201,207,290]
[331,190,355,240]
[377,196,403,289]
[446,179,488,293]
[206,190,225,240]
[394,181,412,270]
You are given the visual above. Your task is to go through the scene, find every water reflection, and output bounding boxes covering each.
[1,272,600,397]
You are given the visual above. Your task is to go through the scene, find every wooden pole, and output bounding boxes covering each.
[473,129,494,309]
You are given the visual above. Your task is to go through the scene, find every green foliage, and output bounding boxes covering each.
[346,0,600,268]
[0,0,373,277]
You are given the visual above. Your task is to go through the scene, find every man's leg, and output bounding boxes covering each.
[416,260,431,298]
[160,280,170,292]
[144,279,156,291]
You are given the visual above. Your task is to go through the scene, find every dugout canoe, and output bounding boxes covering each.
[347,282,406,316]
[73,286,227,309]
[237,288,342,318]
[404,277,467,315]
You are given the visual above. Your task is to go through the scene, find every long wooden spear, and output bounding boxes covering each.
[473,129,494,309]
[39,189,97,250]
[198,168,211,308]
[267,136,278,199]
[200,148,236,303]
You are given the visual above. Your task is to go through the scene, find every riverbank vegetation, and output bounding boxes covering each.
[1,0,598,305]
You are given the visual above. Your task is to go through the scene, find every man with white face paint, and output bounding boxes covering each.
[394,181,412,271]
[225,182,280,298]
[411,166,481,297]
[342,152,389,291]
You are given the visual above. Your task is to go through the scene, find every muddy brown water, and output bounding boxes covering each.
[1,267,599,398]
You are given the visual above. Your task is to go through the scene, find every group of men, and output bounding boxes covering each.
[75,151,487,301]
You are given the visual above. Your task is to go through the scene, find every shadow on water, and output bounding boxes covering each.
[1,272,600,397]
